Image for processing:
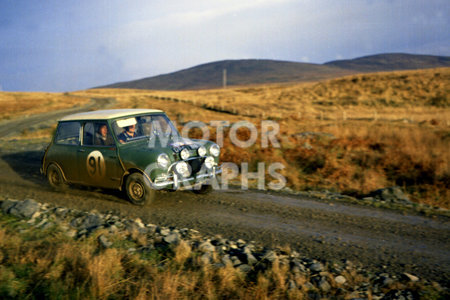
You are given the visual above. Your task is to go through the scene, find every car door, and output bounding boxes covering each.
[77,121,124,188]
[50,121,82,182]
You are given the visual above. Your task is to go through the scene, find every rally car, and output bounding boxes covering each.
[41,109,221,205]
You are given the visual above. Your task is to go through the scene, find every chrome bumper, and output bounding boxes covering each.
[152,165,221,190]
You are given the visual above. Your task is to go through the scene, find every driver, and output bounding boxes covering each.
[118,124,138,143]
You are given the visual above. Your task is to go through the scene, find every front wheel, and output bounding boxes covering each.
[192,184,213,194]
[125,173,155,205]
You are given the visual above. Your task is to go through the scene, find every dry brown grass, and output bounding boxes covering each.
[88,248,124,298]
[1,67,449,208]
[174,240,192,265]
[0,92,90,121]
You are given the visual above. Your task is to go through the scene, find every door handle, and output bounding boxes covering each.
[77,149,86,152]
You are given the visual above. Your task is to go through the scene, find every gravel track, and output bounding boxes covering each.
[0,103,449,286]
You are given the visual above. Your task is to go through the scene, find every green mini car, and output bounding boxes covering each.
[41,109,221,205]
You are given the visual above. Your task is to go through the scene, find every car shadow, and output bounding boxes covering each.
[1,150,46,185]
[1,150,127,202]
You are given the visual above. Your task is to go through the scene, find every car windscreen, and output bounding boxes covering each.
[113,114,179,144]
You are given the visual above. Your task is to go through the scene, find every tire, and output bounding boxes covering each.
[125,173,155,205]
[192,184,213,194]
[47,164,68,190]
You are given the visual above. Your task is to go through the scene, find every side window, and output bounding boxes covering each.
[83,122,114,146]
[83,122,95,145]
[55,122,81,145]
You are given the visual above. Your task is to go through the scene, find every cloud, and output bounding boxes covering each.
[161,0,293,23]
[0,0,448,91]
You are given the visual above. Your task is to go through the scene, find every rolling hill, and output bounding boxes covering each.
[324,53,450,72]
[97,53,450,90]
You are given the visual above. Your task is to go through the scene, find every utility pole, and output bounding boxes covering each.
[223,68,227,89]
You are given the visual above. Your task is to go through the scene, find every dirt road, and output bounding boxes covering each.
[0,103,449,286]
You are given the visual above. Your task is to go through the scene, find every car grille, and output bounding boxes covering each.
[188,157,204,174]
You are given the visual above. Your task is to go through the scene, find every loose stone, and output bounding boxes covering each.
[309,262,324,273]
[335,275,347,285]
[98,234,113,248]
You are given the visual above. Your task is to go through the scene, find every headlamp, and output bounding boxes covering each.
[180,148,190,160]
[198,146,207,157]
[175,161,191,178]
[157,153,170,168]
[210,144,220,157]
[204,156,215,169]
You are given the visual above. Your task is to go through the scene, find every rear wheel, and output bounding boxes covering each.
[125,173,155,205]
[47,164,68,190]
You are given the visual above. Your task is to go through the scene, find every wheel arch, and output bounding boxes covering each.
[46,162,68,183]
[120,167,152,191]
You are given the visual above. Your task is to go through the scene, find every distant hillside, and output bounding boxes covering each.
[99,60,353,90]
[97,53,450,90]
[325,53,450,72]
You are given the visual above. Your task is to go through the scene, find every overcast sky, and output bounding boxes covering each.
[0,0,448,92]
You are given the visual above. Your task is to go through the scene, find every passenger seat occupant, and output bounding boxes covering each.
[95,124,112,146]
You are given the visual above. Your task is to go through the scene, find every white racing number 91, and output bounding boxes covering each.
[86,150,106,180]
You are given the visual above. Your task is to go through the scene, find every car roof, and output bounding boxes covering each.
[59,109,164,121]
